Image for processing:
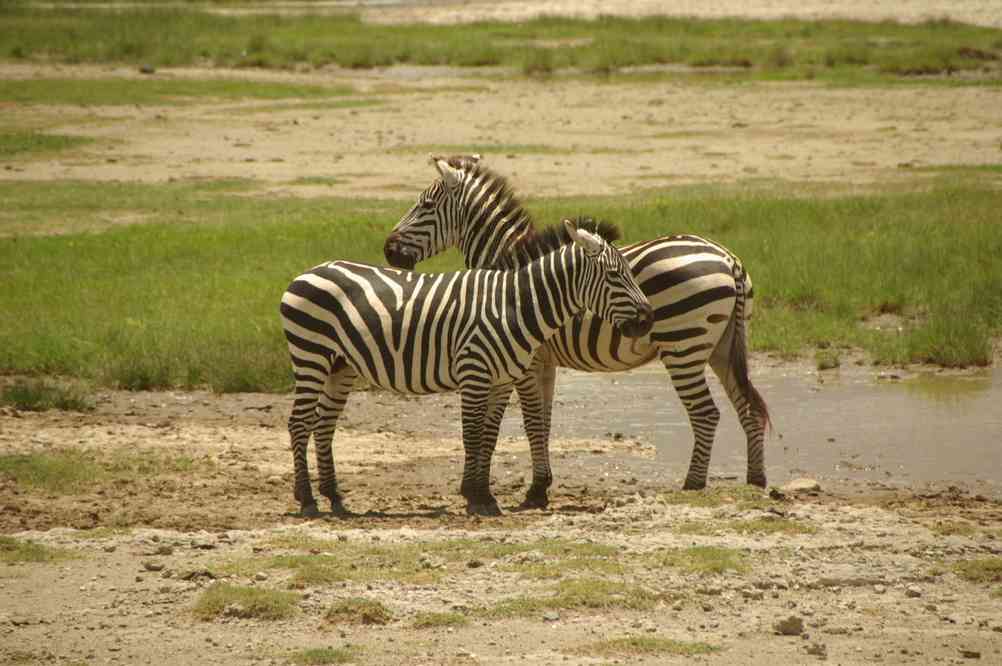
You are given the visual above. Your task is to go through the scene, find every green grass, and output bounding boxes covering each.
[0,77,355,107]
[0,130,93,158]
[655,546,749,575]
[569,636,720,658]
[815,348,841,370]
[676,518,816,536]
[0,449,207,493]
[953,557,1002,584]
[1,379,93,411]
[657,485,774,509]
[929,521,980,537]
[0,180,1000,392]
[0,535,75,564]
[412,611,468,629]
[484,578,663,618]
[1,8,1001,83]
[229,535,619,587]
[326,597,392,625]
[289,647,358,666]
[193,583,299,621]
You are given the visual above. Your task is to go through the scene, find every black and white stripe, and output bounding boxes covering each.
[281,219,652,517]
[384,155,769,506]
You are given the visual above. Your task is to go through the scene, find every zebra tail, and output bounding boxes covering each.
[730,266,771,433]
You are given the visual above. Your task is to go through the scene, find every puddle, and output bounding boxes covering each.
[507,363,1002,491]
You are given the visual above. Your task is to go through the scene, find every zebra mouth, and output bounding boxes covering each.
[619,304,654,338]
[384,237,416,270]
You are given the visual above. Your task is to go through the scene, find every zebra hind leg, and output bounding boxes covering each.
[458,381,496,516]
[468,384,512,516]
[288,389,321,518]
[663,356,721,491]
[313,358,357,517]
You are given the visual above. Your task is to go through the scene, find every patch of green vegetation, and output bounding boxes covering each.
[71,527,132,540]
[569,636,720,658]
[655,546,749,575]
[2,8,1001,84]
[484,578,662,618]
[220,98,383,116]
[325,597,392,625]
[193,583,299,621]
[0,130,93,158]
[0,535,75,564]
[0,78,354,107]
[235,535,620,587]
[0,449,208,494]
[953,557,1002,584]
[1,179,1000,391]
[412,611,468,629]
[657,485,773,509]
[1,379,93,412]
[289,647,358,666]
[815,348,841,370]
[676,518,816,536]
[992,587,1002,599]
[293,176,339,187]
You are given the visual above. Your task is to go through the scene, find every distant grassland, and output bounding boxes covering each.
[2,6,1001,82]
[0,178,999,392]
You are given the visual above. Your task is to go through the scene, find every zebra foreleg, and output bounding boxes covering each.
[514,354,556,510]
[313,361,357,517]
[471,384,512,516]
[458,380,497,516]
[663,357,721,491]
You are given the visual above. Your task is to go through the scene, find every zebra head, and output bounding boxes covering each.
[564,219,653,339]
[385,154,531,270]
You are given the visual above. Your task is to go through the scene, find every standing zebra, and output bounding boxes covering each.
[281,219,652,517]
[384,155,770,507]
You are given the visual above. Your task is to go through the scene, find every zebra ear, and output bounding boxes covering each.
[564,218,605,257]
[432,156,462,190]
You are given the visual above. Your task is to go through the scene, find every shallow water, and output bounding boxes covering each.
[511,362,1002,491]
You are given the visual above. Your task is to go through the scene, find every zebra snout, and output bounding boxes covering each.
[620,302,654,339]
[384,234,416,270]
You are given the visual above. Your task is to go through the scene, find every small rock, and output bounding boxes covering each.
[959,649,981,659]
[782,478,821,493]
[139,64,156,75]
[142,561,165,572]
[542,612,560,622]
[466,559,484,569]
[774,616,805,636]
[806,642,828,658]
[254,572,268,582]
[873,584,886,594]
[742,589,764,601]
[155,545,173,556]
[905,584,922,598]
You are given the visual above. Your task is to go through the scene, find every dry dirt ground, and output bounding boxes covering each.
[4,3,1002,664]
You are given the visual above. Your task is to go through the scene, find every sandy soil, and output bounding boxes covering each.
[4,61,1001,203]
[2,386,1001,665]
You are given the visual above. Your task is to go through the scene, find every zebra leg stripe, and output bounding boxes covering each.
[515,353,555,509]
[472,384,512,516]
[313,363,357,515]
[459,380,494,515]
[664,361,721,491]
[288,391,320,517]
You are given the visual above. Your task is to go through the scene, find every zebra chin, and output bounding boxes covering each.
[383,240,417,270]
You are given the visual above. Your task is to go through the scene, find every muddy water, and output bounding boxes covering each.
[515,363,1002,492]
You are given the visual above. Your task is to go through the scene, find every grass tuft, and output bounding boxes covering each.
[953,557,1002,584]
[193,583,299,621]
[658,485,773,509]
[1,379,93,412]
[325,597,392,625]
[0,535,75,564]
[656,546,749,575]
[289,647,358,665]
[484,578,662,618]
[412,611,468,629]
[569,636,720,657]
[0,131,93,158]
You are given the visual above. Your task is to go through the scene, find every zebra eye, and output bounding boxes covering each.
[421,198,436,209]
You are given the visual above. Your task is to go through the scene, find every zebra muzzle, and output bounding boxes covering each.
[383,235,416,270]
[619,303,654,339]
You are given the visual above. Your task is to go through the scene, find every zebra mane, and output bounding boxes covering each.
[494,216,622,270]
[444,154,535,245]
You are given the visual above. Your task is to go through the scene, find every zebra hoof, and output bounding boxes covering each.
[681,479,707,491]
[300,503,321,519]
[466,501,503,517]
[514,495,549,512]
[747,476,768,489]
[329,498,352,518]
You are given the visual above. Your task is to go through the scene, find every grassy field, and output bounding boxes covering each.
[0,175,998,394]
[1,6,1001,82]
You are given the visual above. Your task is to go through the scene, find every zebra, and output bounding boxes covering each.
[383,155,770,507]
[280,218,653,517]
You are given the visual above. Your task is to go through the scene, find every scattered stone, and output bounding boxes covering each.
[139,64,156,75]
[466,559,484,569]
[179,569,216,581]
[542,612,560,622]
[254,572,268,582]
[873,584,887,594]
[905,585,922,598]
[102,545,117,553]
[142,561,165,572]
[806,643,828,658]
[742,589,764,601]
[782,478,821,493]
[774,616,805,636]
[959,649,981,659]
[154,545,173,556]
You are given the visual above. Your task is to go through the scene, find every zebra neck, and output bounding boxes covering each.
[517,246,584,339]
[459,182,534,268]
